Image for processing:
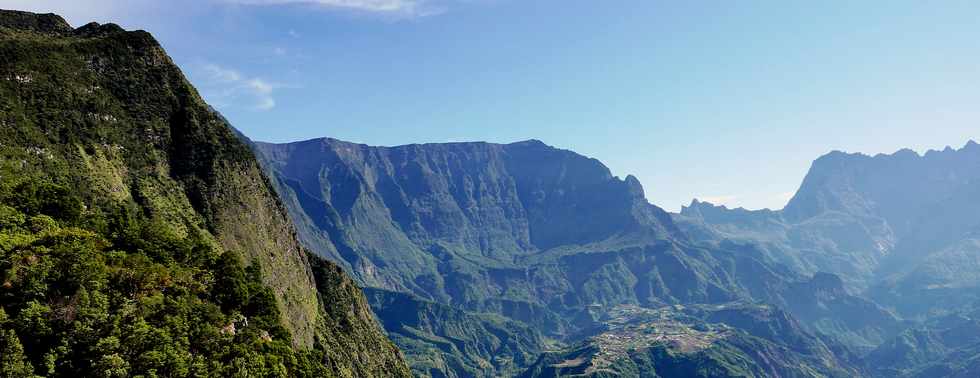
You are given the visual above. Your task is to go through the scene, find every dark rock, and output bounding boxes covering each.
[73,21,126,37]
[0,9,72,34]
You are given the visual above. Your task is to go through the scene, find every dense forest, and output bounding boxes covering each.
[0,180,330,376]
[0,9,409,377]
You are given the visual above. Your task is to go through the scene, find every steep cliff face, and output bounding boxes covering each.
[677,197,892,290]
[254,136,867,375]
[0,10,408,376]
[784,144,980,230]
[254,132,980,376]
[255,137,679,305]
[672,142,980,373]
[677,142,980,318]
[785,143,980,275]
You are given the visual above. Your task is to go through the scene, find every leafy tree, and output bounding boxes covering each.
[0,329,35,378]
[0,180,334,376]
[9,182,82,223]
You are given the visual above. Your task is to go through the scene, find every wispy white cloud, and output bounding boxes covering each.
[13,0,455,28]
[203,64,242,83]
[199,63,280,111]
[222,0,444,18]
[245,78,275,94]
[254,97,277,111]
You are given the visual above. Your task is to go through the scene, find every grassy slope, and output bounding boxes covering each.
[364,287,550,377]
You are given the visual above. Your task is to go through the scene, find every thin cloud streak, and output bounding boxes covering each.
[199,63,280,111]
[221,0,444,18]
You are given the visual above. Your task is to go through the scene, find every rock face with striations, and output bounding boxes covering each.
[674,142,980,368]
[678,143,980,315]
[254,137,874,376]
[255,138,680,305]
[0,10,408,376]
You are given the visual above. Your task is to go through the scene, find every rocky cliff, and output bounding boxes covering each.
[677,142,980,319]
[254,137,871,376]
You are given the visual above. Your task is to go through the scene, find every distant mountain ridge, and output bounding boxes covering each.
[255,135,980,377]
[254,137,681,302]
[253,136,890,376]
[677,140,980,314]
[674,141,980,376]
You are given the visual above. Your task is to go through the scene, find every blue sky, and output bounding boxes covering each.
[10,0,979,211]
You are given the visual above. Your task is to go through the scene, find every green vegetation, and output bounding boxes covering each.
[521,304,856,378]
[863,315,980,377]
[0,9,409,377]
[254,129,886,377]
[254,135,814,373]
[0,181,332,376]
[364,288,551,377]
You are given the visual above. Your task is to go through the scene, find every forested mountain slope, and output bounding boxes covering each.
[0,10,408,377]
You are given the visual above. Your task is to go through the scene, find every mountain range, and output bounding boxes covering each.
[3,8,980,378]
[251,136,979,377]
[677,141,980,319]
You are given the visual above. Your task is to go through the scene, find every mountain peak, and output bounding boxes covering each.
[891,147,920,159]
[0,9,72,34]
[514,138,546,145]
[680,198,722,215]
[74,21,126,37]
[624,174,645,197]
